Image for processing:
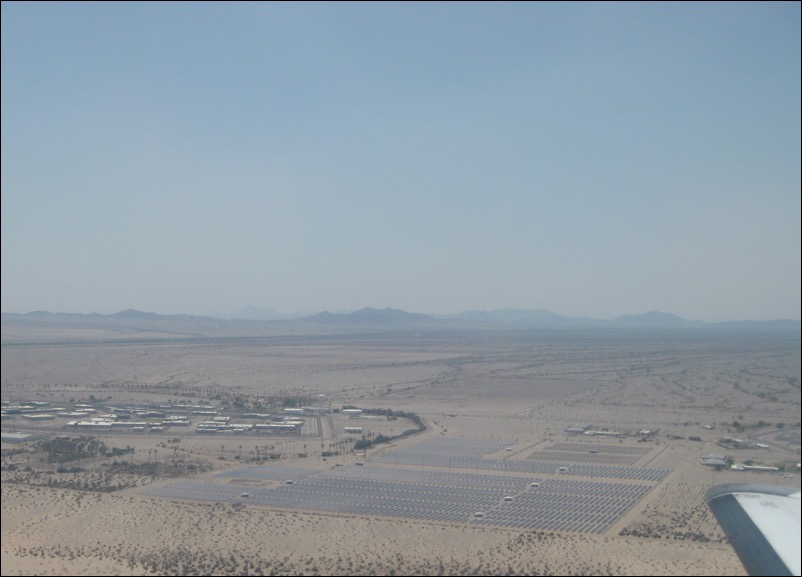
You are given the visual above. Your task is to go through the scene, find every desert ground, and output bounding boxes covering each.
[2,322,800,575]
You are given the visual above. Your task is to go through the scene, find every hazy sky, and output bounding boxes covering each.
[2,2,800,322]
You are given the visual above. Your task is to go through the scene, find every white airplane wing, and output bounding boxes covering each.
[707,484,801,576]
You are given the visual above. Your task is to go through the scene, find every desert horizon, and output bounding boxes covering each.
[4,4,799,574]
[2,320,799,575]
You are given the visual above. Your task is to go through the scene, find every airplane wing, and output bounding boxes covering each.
[707,484,801,576]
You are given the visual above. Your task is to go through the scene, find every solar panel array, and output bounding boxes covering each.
[374,438,668,481]
[142,437,668,533]
[526,442,653,466]
[221,465,319,482]
[473,478,652,532]
[525,450,641,466]
[243,467,521,523]
[546,442,653,455]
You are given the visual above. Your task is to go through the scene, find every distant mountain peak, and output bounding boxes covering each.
[614,311,688,326]
[308,307,436,325]
[2,307,797,334]
[24,310,53,316]
[112,308,158,319]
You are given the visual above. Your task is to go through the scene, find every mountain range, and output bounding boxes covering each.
[2,307,799,332]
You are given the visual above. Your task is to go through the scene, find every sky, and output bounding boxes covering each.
[2,2,800,322]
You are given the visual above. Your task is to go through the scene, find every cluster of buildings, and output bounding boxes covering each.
[700,452,785,473]
[563,424,623,437]
[3,399,375,439]
[2,400,302,434]
[195,414,303,435]
[716,436,771,450]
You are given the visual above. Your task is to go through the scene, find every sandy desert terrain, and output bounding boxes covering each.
[2,323,800,575]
